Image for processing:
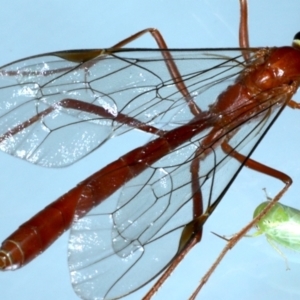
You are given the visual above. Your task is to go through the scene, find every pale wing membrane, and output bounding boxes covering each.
[68,50,288,299]
[0,49,246,167]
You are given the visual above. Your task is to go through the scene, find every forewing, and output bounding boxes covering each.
[267,216,300,250]
[0,48,250,167]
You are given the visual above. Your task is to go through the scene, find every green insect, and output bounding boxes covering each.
[250,199,300,268]
[252,201,300,250]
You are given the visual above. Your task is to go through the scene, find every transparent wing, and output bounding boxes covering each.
[0,48,250,167]
[67,49,289,299]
